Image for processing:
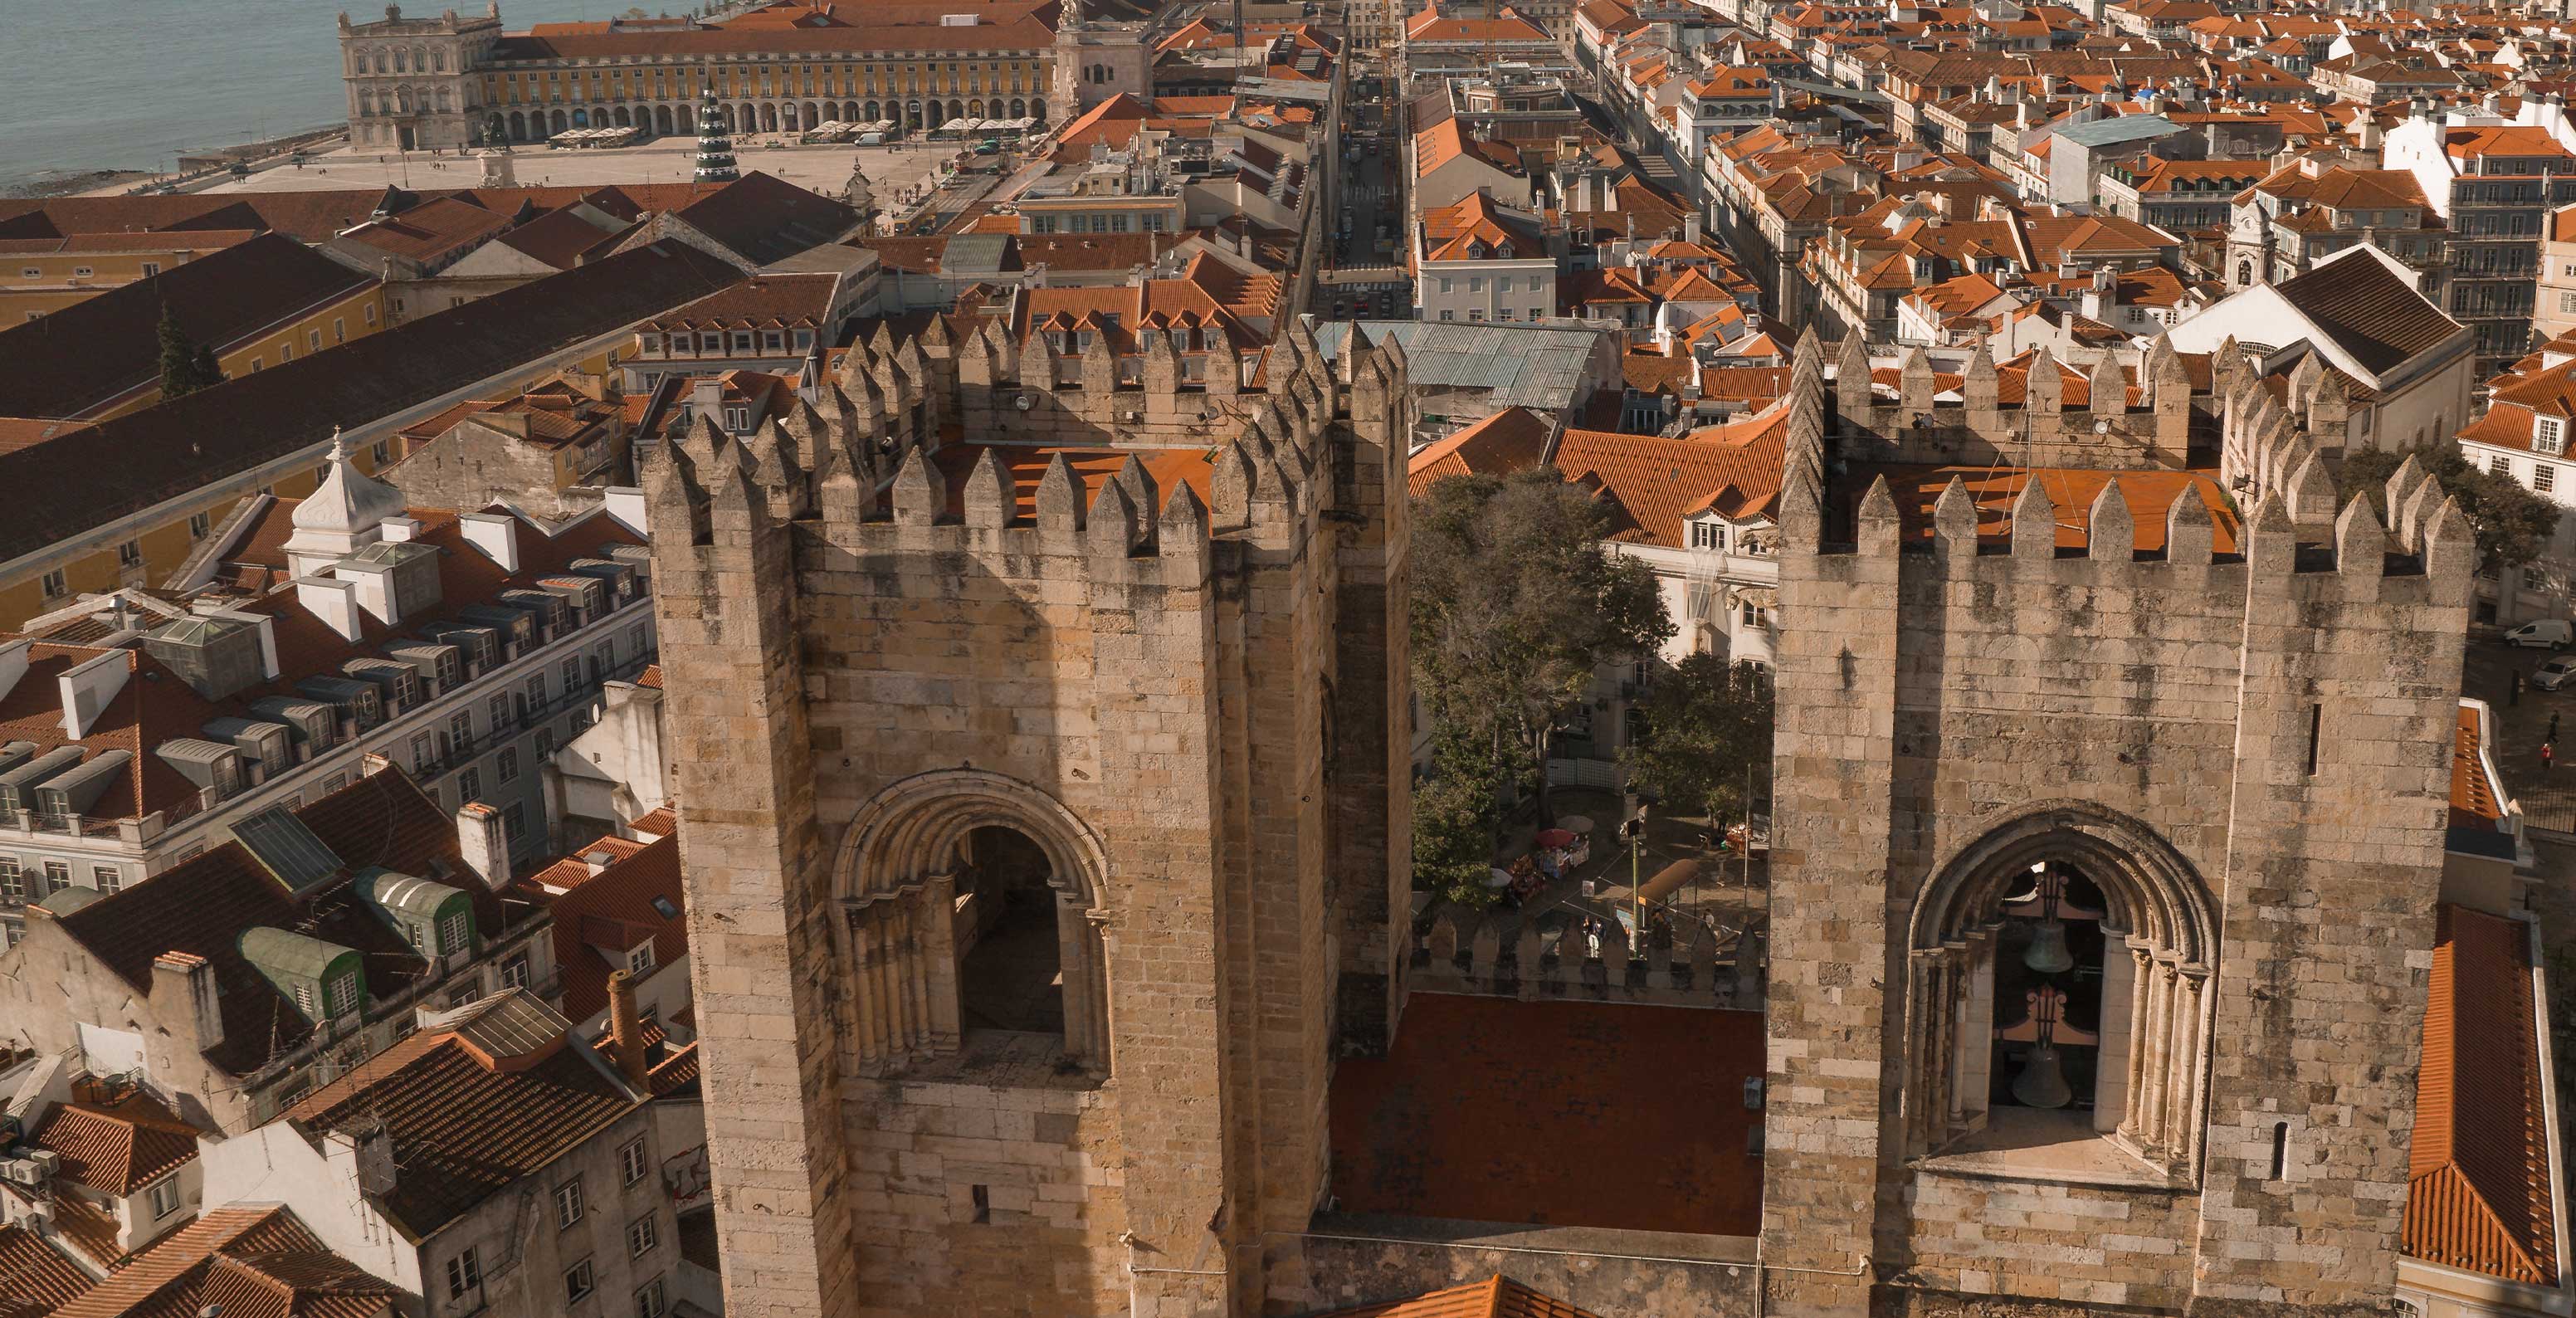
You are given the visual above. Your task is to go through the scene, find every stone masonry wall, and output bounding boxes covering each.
[653,322,1416,1318]
[1762,334,2478,1317]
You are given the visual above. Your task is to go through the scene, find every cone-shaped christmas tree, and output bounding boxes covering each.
[694,85,739,183]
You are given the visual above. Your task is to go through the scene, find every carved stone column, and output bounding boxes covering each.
[2118,942,2154,1143]
[2170,967,2209,1171]
[2136,958,2177,1150]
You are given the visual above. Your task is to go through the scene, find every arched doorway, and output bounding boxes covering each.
[551,109,568,134]
[833,769,1112,1076]
[863,99,880,121]
[760,101,778,131]
[573,107,590,128]
[656,104,675,135]
[509,110,527,141]
[738,102,755,131]
[1031,99,1046,123]
[1010,97,1026,118]
[905,99,922,129]
[1900,801,2218,1178]
[948,98,964,123]
[925,100,944,129]
[842,100,858,121]
[613,105,631,127]
[803,100,818,126]
[968,98,984,118]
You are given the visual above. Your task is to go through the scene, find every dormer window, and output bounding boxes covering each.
[724,404,750,432]
[1690,518,1724,551]
[2539,415,2566,456]
[627,940,656,974]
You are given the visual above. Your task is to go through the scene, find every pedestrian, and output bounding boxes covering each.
[2546,741,2557,774]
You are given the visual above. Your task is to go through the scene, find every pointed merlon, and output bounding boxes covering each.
[2165,483,2214,566]
[964,447,1015,529]
[2246,491,2297,576]
[1856,473,1901,554]
[1159,481,1210,564]
[1037,452,1085,537]
[891,445,942,526]
[2011,473,2056,559]
[2424,494,2477,584]
[1933,474,1979,551]
[1209,439,1256,524]
[2087,479,2133,562]
[1792,324,1823,375]
[2286,455,2337,526]
[2089,352,2125,419]
[1115,453,1159,521]
[2334,492,2385,577]
[1088,471,1140,557]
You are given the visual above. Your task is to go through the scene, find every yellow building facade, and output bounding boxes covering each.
[0,232,264,325]
[477,51,1056,143]
[71,283,392,425]
[0,300,620,632]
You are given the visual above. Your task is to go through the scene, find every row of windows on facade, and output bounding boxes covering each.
[639,326,814,357]
[1024,211,1169,234]
[442,1137,665,1310]
[349,45,452,75]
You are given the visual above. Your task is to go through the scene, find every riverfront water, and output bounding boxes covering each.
[0,0,614,191]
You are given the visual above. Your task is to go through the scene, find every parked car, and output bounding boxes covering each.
[2535,657,2576,691]
[2506,619,2574,649]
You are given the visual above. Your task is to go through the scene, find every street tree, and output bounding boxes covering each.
[2343,446,2560,574]
[155,306,222,400]
[1410,466,1674,830]
[1622,652,1773,832]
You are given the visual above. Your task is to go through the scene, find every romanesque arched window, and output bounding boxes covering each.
[1901,801,2218,1179]
[833,770,1113,1078]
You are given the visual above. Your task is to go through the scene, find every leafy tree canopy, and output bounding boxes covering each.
[2342,446,2560,574]
[1622,653,1773,827]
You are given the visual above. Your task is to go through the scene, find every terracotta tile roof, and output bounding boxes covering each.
[1329,994,1764,1236]
[1407,407,1558,497]
[635,664,663,690]
[2452,701,2506,831]
[1420,193,1544,263]
[0,240,736,564]
[45,1191,128,1271]
[644,271,839,331]
[46,768,523,1081]
[1311,1276,1603,1318]
[2273,251,2464,378]
[285,1005,642,1240]
[542,833,687,1023]
[1852,464,2241,554]
[630,806,677,838]
[0,1223,91,1318]
[489,207,629,271]
[0,233,374,421]
[1620,352,1695,397]
[2406,904,2557,1286]
[29,1087,202,1197]
[928,444,1214,520]
[334,197,513,263]
[663,172,860,267]
[51,1205,397,1318]
[1553,407,1790,547]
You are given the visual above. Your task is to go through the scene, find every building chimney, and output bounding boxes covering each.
[151,951,224,1053]
[329,1117,398,1198]
[294,577,365,642]
[456,802,511,890]
[606,968,650,1088]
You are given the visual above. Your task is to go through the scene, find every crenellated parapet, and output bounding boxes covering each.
[2214,336,2354,533]
[1826,331,2205,471]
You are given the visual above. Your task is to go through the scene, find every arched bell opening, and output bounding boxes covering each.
[832,770,1112,1081]
[1902,802,2217,1181]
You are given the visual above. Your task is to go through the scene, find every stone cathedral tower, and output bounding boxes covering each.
[1757,330,2477,1317]
[647,322,1416,1317]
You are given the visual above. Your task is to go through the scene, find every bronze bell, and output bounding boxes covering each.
[2013,1041,2074,1109]
[2023,915,2075,975]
